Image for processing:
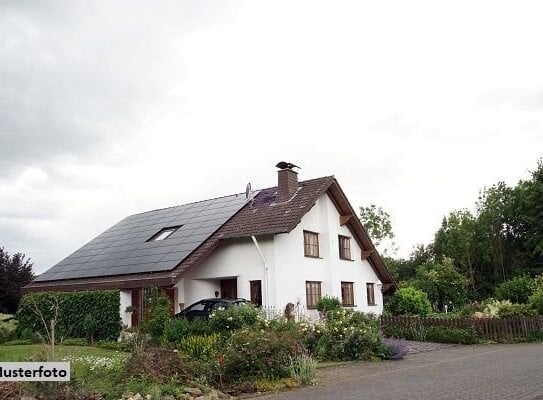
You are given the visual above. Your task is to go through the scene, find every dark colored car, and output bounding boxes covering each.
[174,298,248,320]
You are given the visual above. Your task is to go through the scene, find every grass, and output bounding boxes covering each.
[0,344,129,398]
[0,344,125,361]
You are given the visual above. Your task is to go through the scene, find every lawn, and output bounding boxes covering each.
[0,344,130,398]
[0,344,125,362]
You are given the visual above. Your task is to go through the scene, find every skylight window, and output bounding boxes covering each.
[148,226,180,242]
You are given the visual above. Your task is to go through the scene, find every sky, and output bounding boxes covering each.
[1,1,542,275]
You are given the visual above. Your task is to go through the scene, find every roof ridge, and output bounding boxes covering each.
[130,176,335,217]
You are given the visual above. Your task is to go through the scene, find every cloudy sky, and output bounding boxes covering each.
[1,1,542,274]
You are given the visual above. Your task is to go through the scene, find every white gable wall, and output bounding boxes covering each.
[273,193,383,318]
[175,192,383,318]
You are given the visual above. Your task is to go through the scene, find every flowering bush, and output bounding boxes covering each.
[209,303,262,332]
[221,329,306,382]
[381,338,409,360]
[303,309,383,361]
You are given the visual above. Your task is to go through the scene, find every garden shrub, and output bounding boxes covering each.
[494,275,534,304]
[425,326,481,344]
[0,313,17,344]
[124,347,184,383]
[286,354,317,385]
[304,309,383,361]
[164,317,212,343]
[178,333,220,360]
[381,338,409,360]
[386,287,432,316]
[496,303,537,318]
[316,296,342,313]
[141,295,170,342]
[61,338,88,346]
[222,329,306,382]
[16,291,121,341]
[209,303,261,332]
[529,290,543,315]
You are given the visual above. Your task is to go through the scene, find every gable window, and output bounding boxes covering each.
[147,226,181,242]
[305,281,322,309]
[338,235,351,260]
[366,283,376,306]
[341,281,354,306]
[304,231,320,258]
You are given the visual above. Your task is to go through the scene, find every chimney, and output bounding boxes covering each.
[275,161,299,202]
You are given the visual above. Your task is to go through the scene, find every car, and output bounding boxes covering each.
[174,298,249,320]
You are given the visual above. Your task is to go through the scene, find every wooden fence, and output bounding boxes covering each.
[381,315,543,341]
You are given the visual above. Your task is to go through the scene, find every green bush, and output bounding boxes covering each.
[16,291,121,341]
[425,326,481,344]
[383,323,481,344]
[496,303,537,318]
[495,275,534,304]
[141,295,170,342]
[303,309,383,361]
[222,329,305,382]
[0,314,17,344]
[96,340,130,352]
[209,303,261,332]
[387,287,432,316]
[529,290,543,315]
[177,333,220,360]
[61,338,88,346]
[316,296,342,313]
[164,317,212,343]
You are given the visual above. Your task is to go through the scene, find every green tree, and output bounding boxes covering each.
[0,247,34,314]
[434,210,477,295]
[412,258,468,311]
[359,204,396,255]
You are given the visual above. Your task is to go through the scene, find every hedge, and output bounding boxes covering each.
[17,290,122,341]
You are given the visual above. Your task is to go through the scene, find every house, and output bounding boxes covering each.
[24,163,396,326]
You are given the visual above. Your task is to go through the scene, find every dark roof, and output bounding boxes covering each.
[33,193,250,282]
[25,176,396,292]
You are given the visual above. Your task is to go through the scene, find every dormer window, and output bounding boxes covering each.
[147,226,181,242]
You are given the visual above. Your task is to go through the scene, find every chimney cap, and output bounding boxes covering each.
[276,161,300,170]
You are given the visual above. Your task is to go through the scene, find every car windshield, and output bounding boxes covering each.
[186,301,207,312]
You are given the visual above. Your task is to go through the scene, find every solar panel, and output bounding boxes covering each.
[34,193,250,282]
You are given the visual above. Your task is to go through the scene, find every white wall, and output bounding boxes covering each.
[119,290,132,328]
[180,236,275,308]
[273,193,383,318]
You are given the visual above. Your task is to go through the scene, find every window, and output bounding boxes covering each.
[147,226,181,242]
[304,230,320,257]
[338,235,351,260]
[366,283,376,306]
[305,281,322,309]
[341,282,354,306]
[250,280,262,306]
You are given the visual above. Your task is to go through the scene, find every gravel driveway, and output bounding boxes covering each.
[257,343,543,400]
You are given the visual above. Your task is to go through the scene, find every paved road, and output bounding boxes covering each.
[259,343,543,400]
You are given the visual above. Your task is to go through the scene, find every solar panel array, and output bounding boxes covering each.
[35,193,250,282]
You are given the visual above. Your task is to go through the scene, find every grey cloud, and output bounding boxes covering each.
[0,0,236,177]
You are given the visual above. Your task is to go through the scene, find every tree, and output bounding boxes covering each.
[434,210,478,295]
[412,258,468,311]
[359,204,396,255]
[0,247,35,314]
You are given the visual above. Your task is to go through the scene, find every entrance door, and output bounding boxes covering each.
[220,278,237,299]
[250,280,262,306]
